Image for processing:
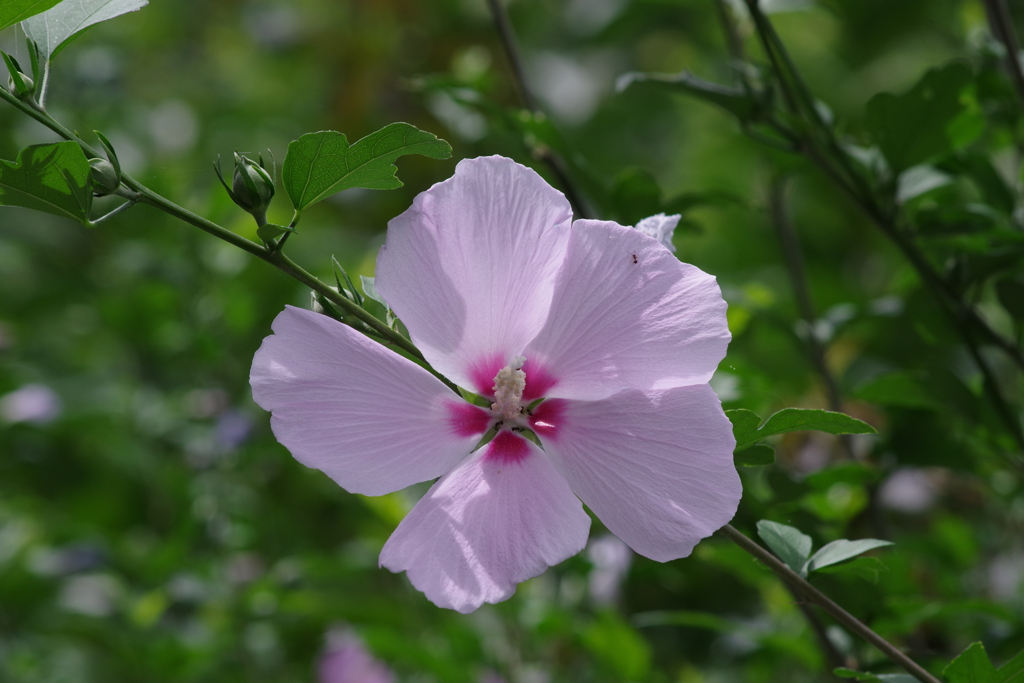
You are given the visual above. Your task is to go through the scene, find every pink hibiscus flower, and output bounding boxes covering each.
[250,156,741,613]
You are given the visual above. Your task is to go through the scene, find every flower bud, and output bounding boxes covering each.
[6,72,34,100]
[89,158,121,195]
[227,152,275,226]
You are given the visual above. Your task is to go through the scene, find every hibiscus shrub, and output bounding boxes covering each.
[0,0,1022,682]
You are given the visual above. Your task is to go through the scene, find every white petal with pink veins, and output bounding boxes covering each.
[250,306,487,496]
[375,156,573,394]
[379,432,591,613]
[523,220,730,401]
[533,384,740,562]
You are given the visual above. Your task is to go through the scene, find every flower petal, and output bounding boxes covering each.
[535,384,740,562]
[375,156,573,393]
[250,306,486,496]
[523,220,730,401]
[379,432,591,613]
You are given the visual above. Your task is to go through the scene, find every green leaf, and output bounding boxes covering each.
[0,141,92,224]
[729,408,876,451]
[282,123,452,212]
[360,276,387,307]
[997,648,1024,683]
[23,0,148,60]
[618,70,764,122]
[256,223,293,244]
[805,538,893,574]
[895,165,952,204]
[755,520,812,575]
[735,444,775,467]
[944,643,998,683]
[943,642,1024,683]
[864,62,978,172]
[854,372,943,410]
[0,0,61,31]
[726,408,763,449]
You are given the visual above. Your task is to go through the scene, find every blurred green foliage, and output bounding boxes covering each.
[1,0,1023,682]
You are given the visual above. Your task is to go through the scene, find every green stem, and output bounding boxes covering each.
[718,524,942,683]
[0,85,460,395]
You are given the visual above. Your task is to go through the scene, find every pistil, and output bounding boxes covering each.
[491,356,527,420]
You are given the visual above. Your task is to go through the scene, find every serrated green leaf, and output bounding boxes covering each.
[735,444,775,467]
[944,643,998,683]
[618,71,764,122]
[282,123,451,211]
[755,520,812,575]
[23,0,149,60]
[804,538,893,574]
[0,0,61,31]
[0,141,92,224]
[864,62,977,172]
[729,408,875,451]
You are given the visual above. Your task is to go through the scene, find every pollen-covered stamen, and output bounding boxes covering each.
[491,355,527,420]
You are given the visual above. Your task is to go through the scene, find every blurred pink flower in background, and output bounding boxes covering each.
[0,383,62,425]
[318,631,395,683]
[251,156,740,613]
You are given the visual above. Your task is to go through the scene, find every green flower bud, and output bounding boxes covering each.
[228,152,275,226]
[89,158,121,195]
[7,72,34,100]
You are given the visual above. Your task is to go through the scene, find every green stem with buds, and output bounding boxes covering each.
[0,84,460,396]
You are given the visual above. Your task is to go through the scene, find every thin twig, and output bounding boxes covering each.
[982,0,1024,108]
[718,524,942,683]
[483,0,594,219]
[768,176,843,415]
[485,0,537,112]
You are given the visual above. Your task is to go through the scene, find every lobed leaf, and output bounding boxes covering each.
[0,141,92,224]
[755,520,812,576]
[804,538,893,574]
[23,0,149,60]
[282,123,452,212]
[0,0,61,32]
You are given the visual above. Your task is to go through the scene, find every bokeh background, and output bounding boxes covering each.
[1,0,1022,681]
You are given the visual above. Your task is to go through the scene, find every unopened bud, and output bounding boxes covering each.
[230,153,275,225]
[7,72,34,100]
[89,158,120,195]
